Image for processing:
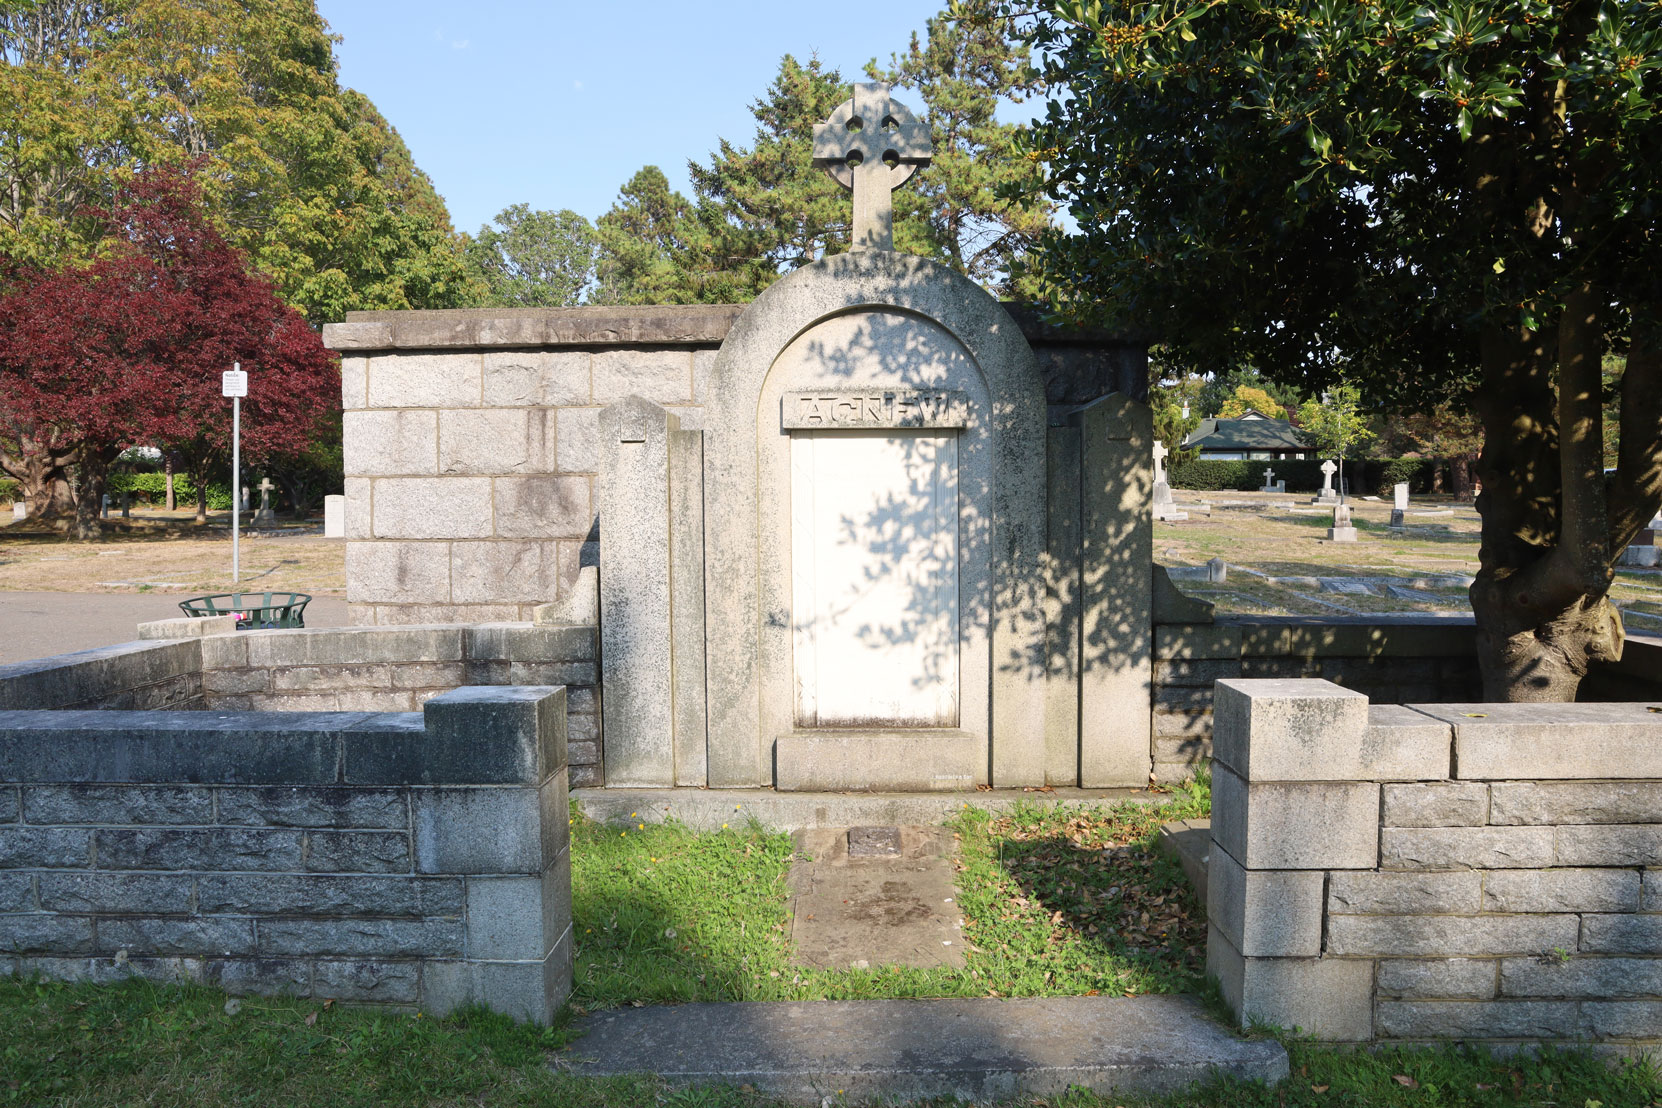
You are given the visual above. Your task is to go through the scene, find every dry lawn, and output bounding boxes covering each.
[0,507,344,597]
[1159,490,1662,633]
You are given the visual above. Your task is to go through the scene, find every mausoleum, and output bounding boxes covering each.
[324,83,1164,793]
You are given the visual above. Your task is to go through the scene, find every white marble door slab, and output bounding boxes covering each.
[790,429,959,727]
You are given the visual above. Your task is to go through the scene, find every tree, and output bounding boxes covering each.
[1385,401,1486,496]
[0,167,337,536]
[684,54,853,299]
[1217,386,1287,420]
[0,0,476,323]
[1195,367,1303,420]
[869,0,1053,293]
[592,167,704,305]
[1018,1,1662,701]
[467,204,597,308]
[1297,384,1376,499]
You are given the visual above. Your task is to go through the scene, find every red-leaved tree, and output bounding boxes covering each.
[0,167,339,537]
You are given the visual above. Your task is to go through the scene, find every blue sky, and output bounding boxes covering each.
[316,0,980,236]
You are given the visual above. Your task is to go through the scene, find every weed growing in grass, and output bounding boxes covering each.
[570,788,1211,1010]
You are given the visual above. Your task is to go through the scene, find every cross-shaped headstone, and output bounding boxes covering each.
[1152,440,1169,482]
[257,477,275,512]
[1319,459,1338,490]
[1263,466,1275,485]
[812,82,932,252]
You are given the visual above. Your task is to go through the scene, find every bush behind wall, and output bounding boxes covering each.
[1168,457,1438,494]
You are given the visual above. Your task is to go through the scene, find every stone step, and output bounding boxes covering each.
[1156,817,1212,908]
[564,994,1288,1105]
[573,786,1159,832]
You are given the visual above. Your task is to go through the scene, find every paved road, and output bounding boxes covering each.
[0,591,347,666]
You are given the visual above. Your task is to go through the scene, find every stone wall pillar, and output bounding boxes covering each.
[1075,394,1154,786]
[1205,678,1380,1040]
[597,397,706,787]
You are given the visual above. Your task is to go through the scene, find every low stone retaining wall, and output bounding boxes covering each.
[0,686,572,1022]
[1206,677,1662,1055]
[0,624,604,787]
[1152,618,1480,782]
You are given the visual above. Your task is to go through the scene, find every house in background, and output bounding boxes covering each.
[1181,409,1310,460]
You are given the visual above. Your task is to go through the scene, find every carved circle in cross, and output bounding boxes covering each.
[814,89,931,191]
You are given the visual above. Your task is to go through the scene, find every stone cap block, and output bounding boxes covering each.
[0,640,199,711]
[387,686,568,786]
[138,615,238,640]
[466,624,595,662]
[1409,702,1662,780]
[1212,679,1369,781]
[1360,705,1453,781]
[0,708,416,783]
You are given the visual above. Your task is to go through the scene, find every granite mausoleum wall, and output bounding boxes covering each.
[0,626,604,788]
[323,304,1144,628]
[1150,618,1481,782]
[0,686,572,1022]
[1207,678,1662,1055]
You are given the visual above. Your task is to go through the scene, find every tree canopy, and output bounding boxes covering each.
[0,0,475,323]
[0,167,337,535]
[467,204,597,308]
[1019,0,1662,701]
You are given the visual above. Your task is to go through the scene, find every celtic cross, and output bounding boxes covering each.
[812,82,932,252]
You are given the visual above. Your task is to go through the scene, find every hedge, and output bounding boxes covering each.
[1168,456,1439,495]
[107,472,234,510]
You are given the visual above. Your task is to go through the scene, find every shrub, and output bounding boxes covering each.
[0,478,17,504]
[106,472,233,510]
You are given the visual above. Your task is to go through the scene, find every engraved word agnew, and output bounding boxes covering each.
[782,390,968,430]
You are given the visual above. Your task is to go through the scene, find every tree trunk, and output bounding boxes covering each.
[0,434,78,520]
[165,454,176,512]
[70,453,114,541]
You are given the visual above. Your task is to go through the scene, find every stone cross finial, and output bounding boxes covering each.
[812,82,932,252]
[1263,466,1275,484]
[1153,440,1169,482]
[257,477,275,511]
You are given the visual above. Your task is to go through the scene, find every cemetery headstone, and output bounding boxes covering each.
[1620,509,1662,567]
[323,493,345,538]
[1207,557,1227,583]
[100,493,110,518]
[1257,467,1284,493]
[1153,441,1187,521]
[1312,460,1340,505]
[1389,481,1408,530]
[120,490,131,518]
[10,502,25,522]
[1327,503,1358,543]
[255,477,277,522]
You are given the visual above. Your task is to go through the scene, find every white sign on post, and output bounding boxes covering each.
[226,362,245,585]
[222,369,248,398]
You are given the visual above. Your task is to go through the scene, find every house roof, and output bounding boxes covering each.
[1184,417,1310,452]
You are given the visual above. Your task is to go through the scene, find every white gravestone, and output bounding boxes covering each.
[1327,503,1358,543]
[1152,440,1187,521]
[323,494,345,538]
[1313,459,1340,504]
[1258,466,1284,494]
[10,502,25,522]
[1389,481,1409,530]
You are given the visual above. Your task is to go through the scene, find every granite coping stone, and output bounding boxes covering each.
[566,994,1288,1104]
[1408,702,1662,779]
[326,304,1130,352]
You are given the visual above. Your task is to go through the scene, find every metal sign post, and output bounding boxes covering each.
[222,363,248,584]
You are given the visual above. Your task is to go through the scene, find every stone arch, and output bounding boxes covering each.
[702,250,1048,787]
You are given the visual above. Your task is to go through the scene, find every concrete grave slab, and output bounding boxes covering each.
[566,994,1289,1104]
[787,825,964,970]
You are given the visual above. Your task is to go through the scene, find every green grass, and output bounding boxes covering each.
[570,784,1211,1009]
[2,975,1656,1107]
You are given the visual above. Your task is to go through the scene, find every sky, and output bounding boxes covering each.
[316,0,991,237]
